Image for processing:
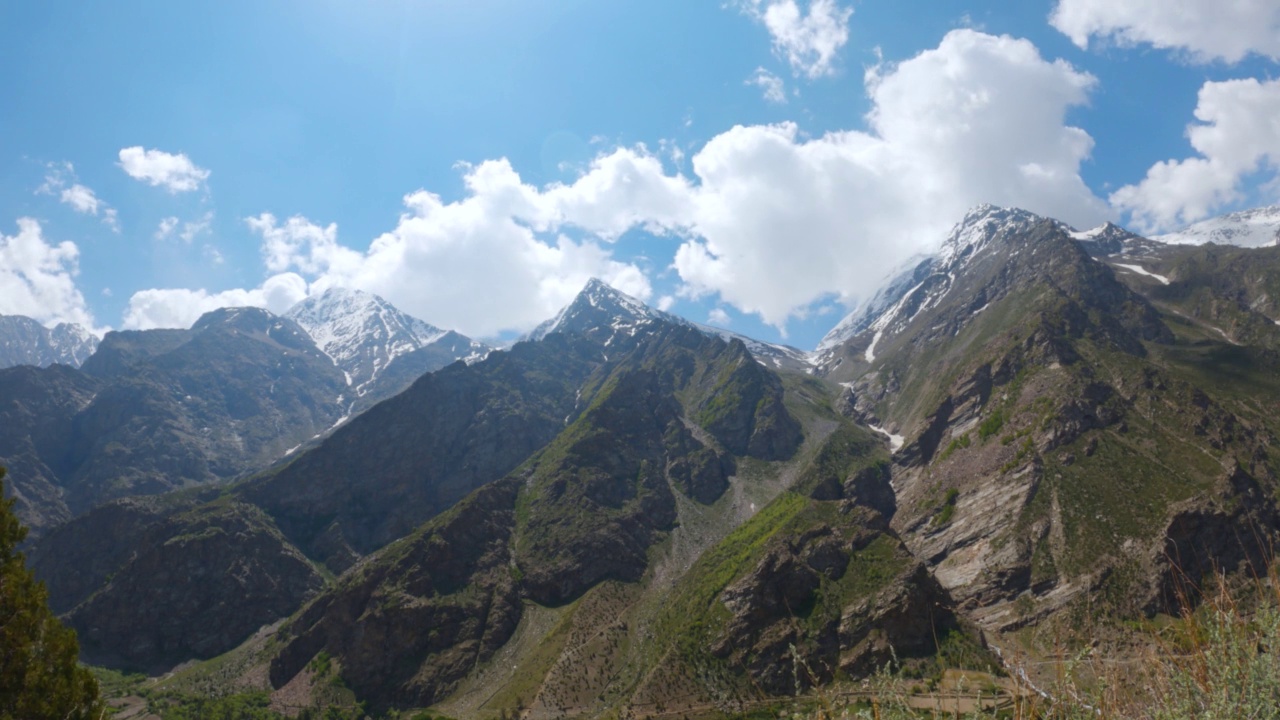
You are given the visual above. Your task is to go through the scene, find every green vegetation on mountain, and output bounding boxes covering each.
[31,220,1280,718]
[0,468,104,720]
[259,323,809,713]
[0,308,349,536]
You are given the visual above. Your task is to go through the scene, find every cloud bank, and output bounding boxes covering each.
[0,219,98,331]
[1051,0,1280,63]
[123,30,1110,339]
[1112,78,1280,232]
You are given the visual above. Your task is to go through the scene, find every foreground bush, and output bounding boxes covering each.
[0,468,105,720]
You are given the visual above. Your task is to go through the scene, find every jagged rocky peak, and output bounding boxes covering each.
[530,278,814,370]
[1156,204,1280,248]
[528,277,666,342]
[818,205,1046,360]
[285,287,488,398]
[287,287,446,364]
[1066,220,1166,259]
[0,314,100,369]
[1065,220,1127,241]
[937,204,1047,264]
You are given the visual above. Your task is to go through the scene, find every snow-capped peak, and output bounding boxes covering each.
[0,314,101,369]
[529,278,813,370]
[528,278,665,342]
[1155,205,1280,248]
[818,205,1045,357]
[938,205,1045,265]
[1066,221,1124,241]
[285,287,452,396]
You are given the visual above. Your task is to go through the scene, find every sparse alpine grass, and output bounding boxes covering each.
[782,569,1280,720]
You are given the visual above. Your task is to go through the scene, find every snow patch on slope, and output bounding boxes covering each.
[1113,263,1170,285]
[532,278,814,371]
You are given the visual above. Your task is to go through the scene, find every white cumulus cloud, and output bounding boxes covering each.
[0,218,98,331]
[739,0,854,78]
[247,213,363,276]
[242,182,657,337]
[672,29,1107,327]
[118,146,210,193]
[747,67,789,103]
[122,30,1110,341]
[60,184,102,215]
[1111,77,1280,232]
[38,163,119,232]
[1050,0,1280,63]
[121,273,309,330]
[155,217,179,240]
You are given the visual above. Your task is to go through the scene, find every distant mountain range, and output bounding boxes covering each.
[1156,205,1280,247]
[0,315,98,369]
[0,290,489,534]
[13,201,1280,717]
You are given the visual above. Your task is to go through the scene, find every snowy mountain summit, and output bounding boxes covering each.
[1155,205,1280,248]
[817,205,1042,357]
[530,278,813,371]
[0,315,99,369]
[528,278,667,345]
[285,287,488,400]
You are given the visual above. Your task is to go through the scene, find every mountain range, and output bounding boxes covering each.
[0,289,490,535]
[11,201,1280,717]
[0,315,98,369]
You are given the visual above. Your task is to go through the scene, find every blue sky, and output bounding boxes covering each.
[2,1,1279,349]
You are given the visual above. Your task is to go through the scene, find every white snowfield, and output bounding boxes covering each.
[1112,263,1170,285]
[1155,206,1280,248]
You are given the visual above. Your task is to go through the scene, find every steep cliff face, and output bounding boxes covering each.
[68,499,324,672]
[820,208,1280,642]
[0,364,99,534]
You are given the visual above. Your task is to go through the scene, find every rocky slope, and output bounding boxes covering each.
[0,314,98,370]
[77,319,991,718]
[31,283,867,704]
[29,329,599,669]
[260,319,830,714]
[68,499,324,672]
[40,217,1280,717]
[0,307,348,533]
[821,206,1280,653]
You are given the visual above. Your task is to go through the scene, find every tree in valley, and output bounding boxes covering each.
[0,467,105,719]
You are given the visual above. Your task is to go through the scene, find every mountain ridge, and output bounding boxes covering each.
[284,287,491,416]
[0,315,99,370]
